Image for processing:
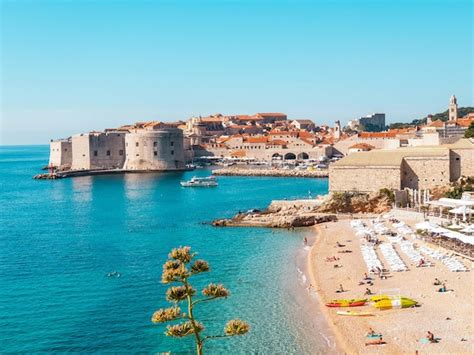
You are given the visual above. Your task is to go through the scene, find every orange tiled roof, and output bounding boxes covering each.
[230,150,246,157]
[256,112,287,117]
[266,139,287,146]
[457,118,474,127]
[427,120,444,128]
[349,143,375,150]
[298,131,315,138]
[245,136,268,143]
[358,132,397,139]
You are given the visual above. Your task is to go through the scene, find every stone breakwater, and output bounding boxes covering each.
[212,199,336,228]
[212,167,329,178]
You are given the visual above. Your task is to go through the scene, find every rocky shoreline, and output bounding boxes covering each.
[212,199,336,228]
[212,167,329,178]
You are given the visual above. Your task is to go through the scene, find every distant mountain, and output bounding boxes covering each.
[389,107,474,129]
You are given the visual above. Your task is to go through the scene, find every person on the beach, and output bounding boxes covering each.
[426,331,437,343]
[433,278,441,286]
[417,258,425,267]
[365,335,384,346]
[336,284,344,293]
[304,237,308,246]
[438,283,447,293]
[366,328,376,336]
[307,283,313,292]
[364,287,373,296]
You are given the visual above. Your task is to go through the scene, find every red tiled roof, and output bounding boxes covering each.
[427,120,444,128]
[457,118,474,127]
[358,132,397,138]
[245,136,268,143]
[349,143,375,150]
[266,139,287,146]
[230,150,246,157]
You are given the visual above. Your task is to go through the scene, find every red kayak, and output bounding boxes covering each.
[325,299,367,307]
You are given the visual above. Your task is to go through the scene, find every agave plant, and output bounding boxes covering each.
[151,246,250,354]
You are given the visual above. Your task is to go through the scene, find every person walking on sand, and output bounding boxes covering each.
[304,237,308,246]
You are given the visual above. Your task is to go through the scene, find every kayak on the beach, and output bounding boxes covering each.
[325,298,367,307]
[371,296,417,310]
[336,310,374,316]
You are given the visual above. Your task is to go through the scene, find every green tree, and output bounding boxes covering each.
[464,122,474,138]
[151,246,249,355]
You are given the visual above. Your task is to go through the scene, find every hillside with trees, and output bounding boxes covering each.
[388,107,474,129]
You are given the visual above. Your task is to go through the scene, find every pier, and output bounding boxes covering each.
[212,167,329,178]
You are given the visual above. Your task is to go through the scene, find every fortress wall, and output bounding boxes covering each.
[49,140,72,169]
[451,148,474,179]
[401,156,450,190]
[329,165,401,192]
[71,134,91,170]
[88,132,126,169]
[123,129,185,170]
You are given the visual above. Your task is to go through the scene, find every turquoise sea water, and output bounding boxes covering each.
[0,146,333,353]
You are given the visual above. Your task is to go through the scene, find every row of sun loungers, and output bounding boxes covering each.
[400,241,425,264]
[418,246,467,272]
[360,245,383,273]
[379,243,408,272]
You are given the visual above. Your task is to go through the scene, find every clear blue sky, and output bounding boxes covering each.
[1,0,472,145]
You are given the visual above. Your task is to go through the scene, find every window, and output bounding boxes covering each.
[119,150,124,156]
[171,150,174,155]
[106,150,111,156]
[65,148,68,151]
[154,142,157,147]
[154,151,157,156]
[170,141,174,146]
[456,157,460,161]
[94,150,98,156]
[136,142,139,147]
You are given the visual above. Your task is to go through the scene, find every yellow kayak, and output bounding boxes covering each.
[326,298,367,307]
[337,310,374,316]
[372,297,417,310]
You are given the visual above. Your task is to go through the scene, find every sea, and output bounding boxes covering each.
[0,145,337,354]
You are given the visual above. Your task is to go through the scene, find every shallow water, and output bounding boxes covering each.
[0,145,334,353]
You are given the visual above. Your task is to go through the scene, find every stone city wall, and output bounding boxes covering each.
[329,165,401,192]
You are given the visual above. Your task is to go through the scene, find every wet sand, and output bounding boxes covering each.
[308,219,473,354]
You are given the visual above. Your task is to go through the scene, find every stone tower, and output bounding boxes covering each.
[334,120,341,140]
[449,95,458,121]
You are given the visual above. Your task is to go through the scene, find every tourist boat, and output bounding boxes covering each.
[180,176,218,187]
[325,298,367,307]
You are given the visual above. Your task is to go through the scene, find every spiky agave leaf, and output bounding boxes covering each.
[165,321,204,338]
[169,246,194,264]
[190,259,210,274]
[202,283,229,298]
[224,319,250,336]
[166,285,196,302]
[151,307,182,323]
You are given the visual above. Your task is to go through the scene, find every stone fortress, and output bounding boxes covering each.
[49,122,185,172]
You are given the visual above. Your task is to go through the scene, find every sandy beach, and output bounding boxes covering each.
[308,218,473,354]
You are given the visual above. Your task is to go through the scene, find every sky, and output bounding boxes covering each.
[1,0,473,145]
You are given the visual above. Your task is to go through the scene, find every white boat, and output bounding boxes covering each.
[180,176,218,187]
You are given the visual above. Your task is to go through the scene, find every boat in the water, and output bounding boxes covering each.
[325,298,367,307]
[180,176,218,187]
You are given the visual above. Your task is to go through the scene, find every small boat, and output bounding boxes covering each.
[180,176,218,187]
[337,310,374,316]
[325,298,367,307]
